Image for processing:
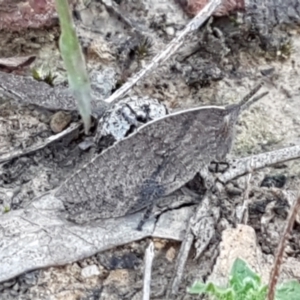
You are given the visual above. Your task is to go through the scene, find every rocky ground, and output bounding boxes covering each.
[0,0,300,299]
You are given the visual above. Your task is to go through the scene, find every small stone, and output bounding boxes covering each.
[153,238,168,250]
[12,282,19,291]
[208,225,270,286]
[9,289,19,296]
[50,111,72,133]
[78,137,95,151]
[225,183,243,196]
[78,260,88,268]
[165,26,175,36]
[104,270,129,286]
[96,96,168,142]
[21,270,39,286]
[98,252,140,270]
[3,279,16,288]
[165,246,176,262]
[81,265,101,278]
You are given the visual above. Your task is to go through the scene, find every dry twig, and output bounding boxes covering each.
[103,0,222,105]
[268,194,300,300]
[143,241,155,300]
[168,191,214,297]
[219,145,300,183]
[237,168,253,224]
[168,218,195,297]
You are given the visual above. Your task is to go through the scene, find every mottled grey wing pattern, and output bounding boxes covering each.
[56,106,233,223]
[0,71,77,111]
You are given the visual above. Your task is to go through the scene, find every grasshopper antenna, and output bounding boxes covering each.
[239,82,269,111]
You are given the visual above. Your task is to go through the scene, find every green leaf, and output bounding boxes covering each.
[234,282,267,300]
[187,281,208,294]
[32,68,42,81]
[230,258,261,293]
[276,280,300,300]
[256,284,268,300]
[187,281,234,300]
[187,259,269,300]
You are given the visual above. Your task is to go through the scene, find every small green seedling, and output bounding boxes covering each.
[3,206,10,213]
[136,37,153,59]
[187,258,300,300]
[32,68,57,86]
[228,16,240,27]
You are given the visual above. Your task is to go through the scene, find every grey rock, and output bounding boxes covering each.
[244,0,300,50]
[97,251,141,270]
[9,289,19,297]
[244,0,300,29]
[19,271,39,286]
[90,68,116,102]
[95,96,168,143]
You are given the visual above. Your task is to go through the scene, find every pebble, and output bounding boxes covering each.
[153,238,168,250]
[21,270,39,286]
[165,26,175,36]
[81,265,101,278]
[104,270,129,286]
[50,111,72,133]
[9,289,19,296]
[165,246,176,262]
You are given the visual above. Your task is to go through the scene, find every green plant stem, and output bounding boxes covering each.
[54,0,91,134]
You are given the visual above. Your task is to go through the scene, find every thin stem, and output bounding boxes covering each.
[268,194,300,300]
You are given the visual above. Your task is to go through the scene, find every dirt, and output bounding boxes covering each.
[0,0,300,299]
